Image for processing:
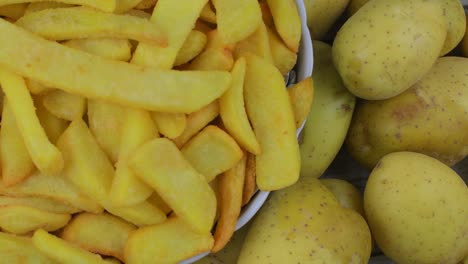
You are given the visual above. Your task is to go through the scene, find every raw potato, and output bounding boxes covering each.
[462,14,468,57]
[347,57,468,169]
[288,77,314,129]
[266,0,301,52]
[438,0,466,55]
[237,177,372,263]
[0,0,115,12]
[364,152,468,264]
[332,0,447,100]
[0,231,55,263]
[300,41,355,179]
[321,178,364,217]
[303,0,350,40]
[347,0,369,15]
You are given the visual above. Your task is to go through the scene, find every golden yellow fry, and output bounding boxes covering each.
[25,79,52,94]
[1,0,115,12]
[0,171,103,213]
[134,0,156,9]
[34,95,69,144]
[0,196,80,214]
[24,1,73,14]
[214,0,262,44]
[114,0,142,13]
[124,217,214,264]
[266,0,301,52]
[268,27,297,75]
[174,30,208,66]
[56,119,114,203]
[0,20,230,113]
[205,29,236,52]
[103,200,167,227]
[0,231,56,263]
[62,212,136,261]
[125,8,151,19]
[0,99,35,187]
[129,138,217,234]
[0,3,26,19]
[187,48,234,71]
[0,69,63,175]
[234,20,273,63]
[63,38,132,62]
[200,2,216,24]
[173,100,220,147]
[151,112,186,139]
[212,154,246,252]
[220,58,260,154]
[109,109,158,207]
[147,192,172,215]
[288,77,314,128]
[244,54,300,190]
[0,205,70,234]
[43,90,86,121]
[33,229,107,264]
[182,125,243,182]
[242,152,257,206]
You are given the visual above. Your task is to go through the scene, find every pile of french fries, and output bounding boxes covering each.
[0,0,313,263]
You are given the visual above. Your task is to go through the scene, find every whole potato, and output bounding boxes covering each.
[438,0,466,55]
[321,178,365,217]
[304,0,350,40]
[347,57,468,169]
[462,14,468,57]
[347,0,369,16]
[332,0,447,100]
[364,152,468,264]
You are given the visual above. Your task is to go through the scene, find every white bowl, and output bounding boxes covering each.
[182,1,313,263]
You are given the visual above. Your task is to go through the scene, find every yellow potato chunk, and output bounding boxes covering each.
[0,231,55,263]
[266,0,301,52]
[24,2,74,14]
[0,196,80,214]
[0,0,115,12]
[174,30,208,66]
[234,20,273,63]
[268,27,297,76]
[43,90,86,121]
[26,79,52,94]
[288,77,314,128]
[103,200,167,227]
[63,38,132,62]
[151,112,186,139]
[35,95,69,144]
[187,48,234,71]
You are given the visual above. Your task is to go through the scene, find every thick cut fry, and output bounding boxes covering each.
[214,0,261,44]
[129,138,216,234]
[200,2,216,24]
[114,0,141,13]
[103,200,167,227]
[43,90,86,121]
[205,29,236,51]
[0,20,230,113]
[0,69,63,175]
[24,2,73,14]
[26,79,52,94]
[212,154,246,252]
[175,30,208,66]
[187,48,234,71]
[35,96,69,144]
[242,152,257,206]
[0,205,70,234]
[151,112,186,139]
[0,100,35,187]
[109,109,157,206]
[182,125,243,182]
[0,0,114,12]
[62,212,136,261]
[134,0,156,9]
[0,3,26,19]
[220,58,260,154]
[147,192,172,214]
[124,217,214,264]
[56,119,114,203]
[0,196,80,214]
[234,20,273,63]
[0,232,55,263]
[244,55,300,190]
[288,77,314,128]
[64,38,132,62]
[0,172,102,213]
[173,100,220,147]
[33,229,107,264]
[268,27,297,75]
[266,0,301,52]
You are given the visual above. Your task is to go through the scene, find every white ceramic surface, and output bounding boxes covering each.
[181,1,313,263]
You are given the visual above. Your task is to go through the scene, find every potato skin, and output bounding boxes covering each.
[364,152,468,264]
[438,0,466,55]
[332,0,447,100]
[462,14,468,57]
[304,0,350,40]
[347,57,468,169]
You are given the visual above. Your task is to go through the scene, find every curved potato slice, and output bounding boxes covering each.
[0,232,56,264]
[63,38,132,62]
[266,0,301,52]
[103,200,167,227]
[0,0,116,12]
[174,30,207,66]
[0,196,80,214]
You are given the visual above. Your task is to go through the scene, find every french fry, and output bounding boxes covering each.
[0,0,115,12]
[205,29,236,52]
[33,229,108,264]
[0,171,103,213]
[242,152,257,206]
[0,205,70,234]
[25,79,52,94]
[0,19,231,113]
[0,3,26,19]
[129,138,217,234]
[173,100,220,147]
[266,0,301,52]
[151,112,186,139]
[212,153,246,252]
[0,231,55,263]
[200,2,216,24]
[56,119,114,203]
[43,90,86,121]
[0,196,80,214]
[125,8,151,19]
[0,69,64,175]
[234,20,273,63]
[0,99,35,187]
[219,57,260,154]
[182,125,243,182]
[134,0,157,9]
[109,108,158,207]
[268,27,298,75]
[244,54,300,190]
[63,38,132,62]
[288,77,314,128]
[147,192,172,215]
[186,48,234,71]
[114,0,142,13]
[61,212,136,261]
[16,7,166,46]
[174,30,208,66]
[214,0,262,44]
[103,200,167,227]
[24,1,74,14]
[34,95,69,144]
[124,217,214,264]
